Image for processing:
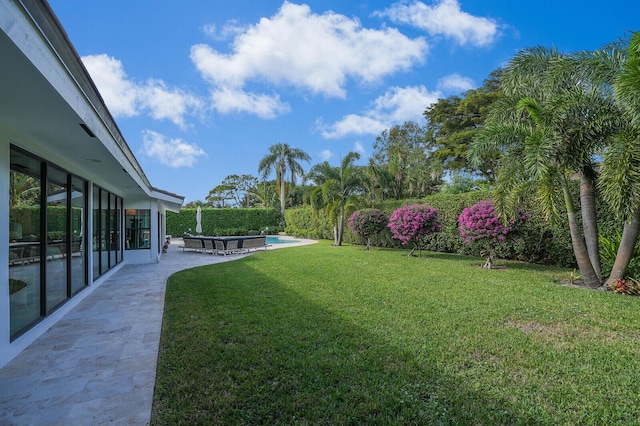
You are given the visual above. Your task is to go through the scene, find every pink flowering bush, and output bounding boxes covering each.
[348,209,389,250]
[458,199,528,269]
[388,204,441,256]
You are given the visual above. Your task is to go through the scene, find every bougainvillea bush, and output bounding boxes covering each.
[388,204,441,256]
[458,199,528,269]
[347,209,389,250]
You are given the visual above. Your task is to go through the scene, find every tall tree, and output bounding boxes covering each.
[424,69,503,184]
[258,143,311,217]
[213,174,259,207]
[250,180,278,209]
[472,45,624,288]
[588,32,640,285]
[371,121,439,199]
[306,152,364,246]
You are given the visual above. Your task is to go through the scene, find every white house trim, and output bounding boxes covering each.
[0,0,184,367]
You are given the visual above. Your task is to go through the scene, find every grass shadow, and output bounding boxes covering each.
[153,254,545,425]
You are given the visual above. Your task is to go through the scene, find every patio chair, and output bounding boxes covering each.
[214,240,227,255]
[203,239,215,255]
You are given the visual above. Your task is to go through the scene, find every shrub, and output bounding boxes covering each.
[607,278,640,296]
[458,199,528,269]
[388,204,441,256]
[167,208,280,237]
[599,233,640,280]
[347,209,389,250]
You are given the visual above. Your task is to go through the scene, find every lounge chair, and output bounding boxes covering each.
[182,238,203,252]
[203,239,215,255]
[214,240,228,255]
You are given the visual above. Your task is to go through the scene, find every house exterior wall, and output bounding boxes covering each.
[0,1,183,368]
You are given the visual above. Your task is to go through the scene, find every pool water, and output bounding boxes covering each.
[266,236,300,245]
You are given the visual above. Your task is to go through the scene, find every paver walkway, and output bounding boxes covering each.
[0,237,315,425]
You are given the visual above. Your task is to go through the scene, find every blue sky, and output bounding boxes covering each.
[49,0,637,203]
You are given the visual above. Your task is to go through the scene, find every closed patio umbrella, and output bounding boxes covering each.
[196,205,202,235]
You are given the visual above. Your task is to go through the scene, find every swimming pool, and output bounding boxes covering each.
[266,236,300,245]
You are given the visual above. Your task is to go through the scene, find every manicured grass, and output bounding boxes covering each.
[152,242,640,425]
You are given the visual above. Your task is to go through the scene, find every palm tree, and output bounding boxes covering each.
[258,143,311,217]
[249,181,277,209]
[472,46,624,288]
[9,170,39,207]
[306,152,364,246]
[588,32,640,285]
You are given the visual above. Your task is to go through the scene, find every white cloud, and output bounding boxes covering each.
[376,0,499,47]
[437,73,476,93]
[82,54,202,128]
[319,149,333,161]
[210,87,290,119]
[82,54,138,117]
[191,2,427,118]
[353,141,367,157]
[142,130,207,168]
[320,114,388,139]
[202,20,249,41]
[320,85,440,139]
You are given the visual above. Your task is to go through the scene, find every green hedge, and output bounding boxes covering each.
[10,206,82,241]
[167,208,282,237]
[284,191,578,268]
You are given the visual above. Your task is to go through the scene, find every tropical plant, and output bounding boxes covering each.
[370,122,440,200]
[258,143,311,217]
[347,209,389,250]
[471,45,625,287]
[424,69,503,184]
[607,278,640,296]
[250,181,278,209]
[590,32,640,286]
[388,204,441,256]
[9,170,40,207]
[458,199,527,269]
[306,152,364,246]
[599,232,640,279]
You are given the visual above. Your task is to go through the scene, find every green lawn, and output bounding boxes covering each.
[152,242,640,425]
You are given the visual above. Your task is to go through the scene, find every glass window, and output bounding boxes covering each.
[109,193,118,267]
[100,188,109,275]
[92,185,101,279]
[45,166,69,313]
[9,148,43,338]
[7,146,129,339]
[70,176,86,295]
[125,210,151,250]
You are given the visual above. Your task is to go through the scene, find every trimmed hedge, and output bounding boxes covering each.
[166,208,282,237]
[285,191,578,268]
[10,206,82,241]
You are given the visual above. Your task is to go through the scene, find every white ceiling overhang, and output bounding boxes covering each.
[0,0,184,208]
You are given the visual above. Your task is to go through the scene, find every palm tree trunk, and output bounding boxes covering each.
[279,176,286,217]
[580,172,602,280]
[562,182,601,288]
[606,206,640,286]
[336,212,344,246]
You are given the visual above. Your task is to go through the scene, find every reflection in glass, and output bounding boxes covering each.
[92,185,101,279]
[9,149,43,338]
[70,176,86,294]
[46,166,68,313]
[109,192,117,267]
[125,210,151,250]
[100,189,109,275]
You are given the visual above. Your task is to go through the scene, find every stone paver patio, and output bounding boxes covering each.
[0,237,315,425]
